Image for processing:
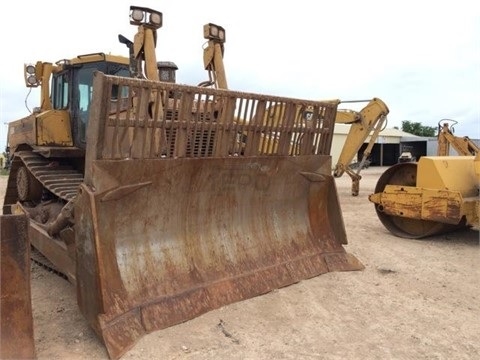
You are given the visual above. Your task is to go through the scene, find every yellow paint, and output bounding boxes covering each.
[36,110,73,146]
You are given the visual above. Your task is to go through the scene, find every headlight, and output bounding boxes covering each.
[26,75,38,86]
[25,64,36,74]
[210,26,218,37]
[218,29,225,41]
[131,9,144,22]
[149,12,162,26]
[203,23,226,43]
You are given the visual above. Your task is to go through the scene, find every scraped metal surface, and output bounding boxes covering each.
[75,155,363,359]
[371,162,464,238]
[0,214,36,359]
[74,73,363,359]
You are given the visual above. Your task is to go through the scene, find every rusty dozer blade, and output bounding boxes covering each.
[76,73,363,359]
[76,156,363,359]
[0,214,36,360]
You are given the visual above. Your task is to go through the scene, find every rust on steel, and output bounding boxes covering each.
[0,214,36,359]
[371,163,465,238]
[75,73,363,359]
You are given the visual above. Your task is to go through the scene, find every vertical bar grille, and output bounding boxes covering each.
[94,74,338,160]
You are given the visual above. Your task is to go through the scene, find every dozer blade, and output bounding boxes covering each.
[0,214,36,360]
[77,73,363,359]
[75,156,363,359]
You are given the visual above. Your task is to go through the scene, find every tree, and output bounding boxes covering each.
[401,120,436,137]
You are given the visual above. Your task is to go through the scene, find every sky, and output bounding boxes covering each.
[1,0,479,151]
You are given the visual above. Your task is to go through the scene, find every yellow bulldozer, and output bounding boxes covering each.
[1,5,364,359]
[369,119,480,238]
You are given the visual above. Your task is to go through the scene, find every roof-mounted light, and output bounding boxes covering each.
[129,6,162,29]
[203,23,226,43]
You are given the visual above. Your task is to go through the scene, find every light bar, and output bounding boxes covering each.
[129,6,162,29]
[24,63,39,87]
[203,23,226,43]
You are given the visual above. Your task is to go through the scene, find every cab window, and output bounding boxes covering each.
[52,73,69,109]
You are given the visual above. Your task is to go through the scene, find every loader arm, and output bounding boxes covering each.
[333,98,389,195]
[437,121,479,156]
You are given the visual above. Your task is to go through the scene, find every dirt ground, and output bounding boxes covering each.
[1,167,479,360]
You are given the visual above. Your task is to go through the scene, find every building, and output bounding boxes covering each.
[331,124,480,168]
[331,124,419,167]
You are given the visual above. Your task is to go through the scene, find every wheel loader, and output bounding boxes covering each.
[1,5,364,359]
[369,120,480,238]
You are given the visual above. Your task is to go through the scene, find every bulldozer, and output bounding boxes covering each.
[1,5,363,359]
[369,120,480,238]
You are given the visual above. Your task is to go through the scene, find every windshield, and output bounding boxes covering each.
[76,62,130,143]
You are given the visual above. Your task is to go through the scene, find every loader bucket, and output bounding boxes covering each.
[76,73,363,359]
[0,214,36,359]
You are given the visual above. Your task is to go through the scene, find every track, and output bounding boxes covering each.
[15,151,83,202]
[30,247,68,281]
[3,150,82,279]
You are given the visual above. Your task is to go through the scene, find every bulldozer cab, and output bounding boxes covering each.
[50,56,130,148]
[7,56,130,158]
